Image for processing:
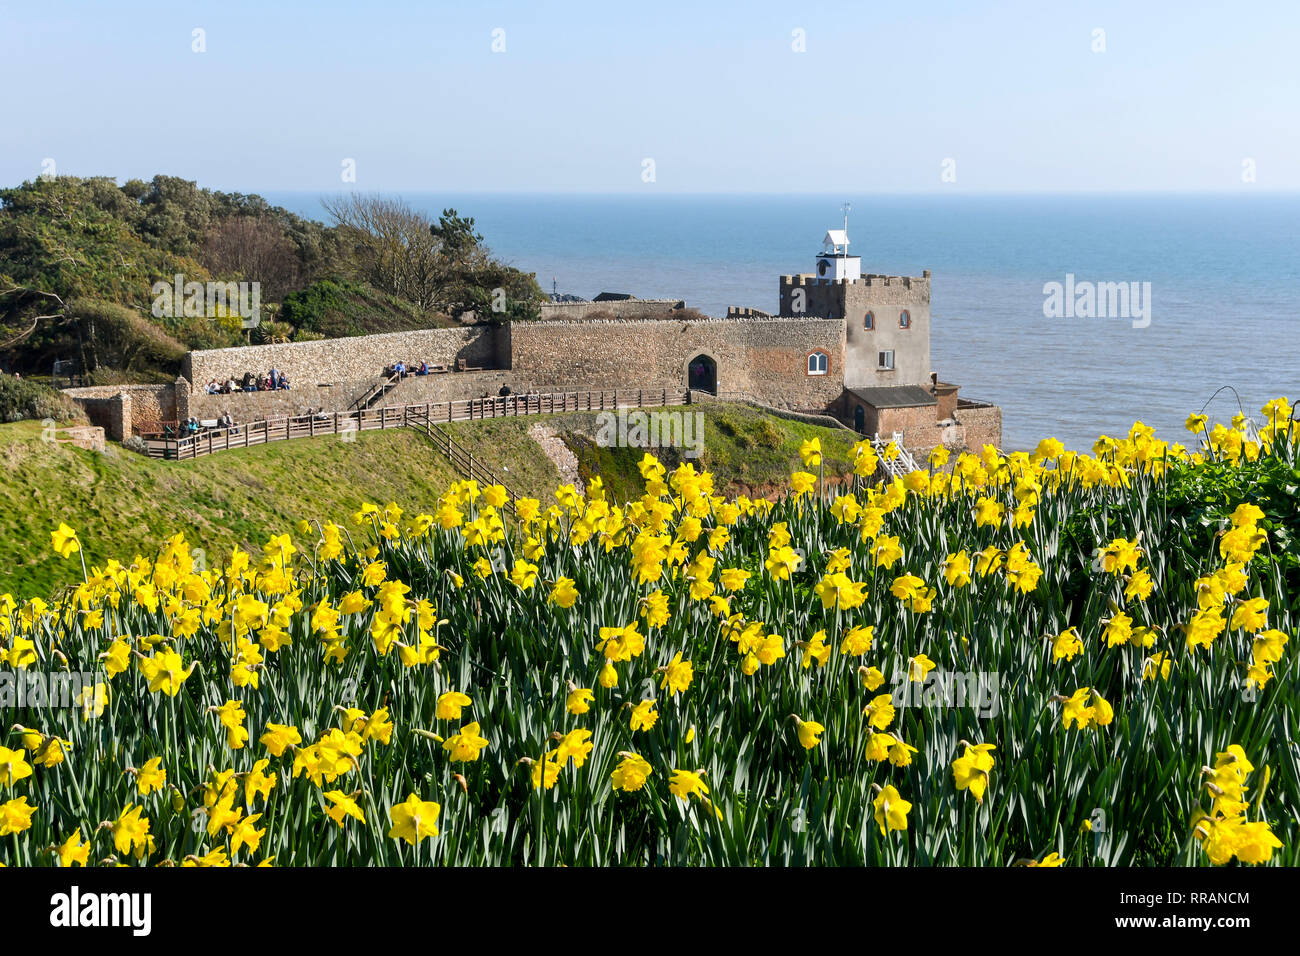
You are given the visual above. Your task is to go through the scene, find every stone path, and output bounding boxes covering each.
[528,423,584,495]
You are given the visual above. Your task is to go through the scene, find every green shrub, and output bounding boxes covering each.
[0,373,87,423]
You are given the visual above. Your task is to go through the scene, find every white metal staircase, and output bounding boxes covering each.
[871,431,920,481]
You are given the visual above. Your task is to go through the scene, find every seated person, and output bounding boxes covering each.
[416,361,429,375]
[278,374,290,390]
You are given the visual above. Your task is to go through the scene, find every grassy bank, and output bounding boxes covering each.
[544,402,858,501]
[0,402,854,598]
[0,423,484,598]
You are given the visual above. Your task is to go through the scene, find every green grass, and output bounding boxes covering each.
[0,423,472,599]
[440,417,562,498]
[548,403,859,500]
[0,403,856,599]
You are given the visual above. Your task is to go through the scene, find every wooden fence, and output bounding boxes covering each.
[148,387,691,463]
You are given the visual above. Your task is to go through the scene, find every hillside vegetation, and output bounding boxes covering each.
[0,176,543,386]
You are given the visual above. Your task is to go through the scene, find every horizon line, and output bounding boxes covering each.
[254,187,1299,196]
[8,175,1298,199]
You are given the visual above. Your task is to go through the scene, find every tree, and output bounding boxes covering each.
[198,216,302,301]
[430,209,483,263]
[321,193,444,312]
[136,175,217,253]
[64,299,187,375]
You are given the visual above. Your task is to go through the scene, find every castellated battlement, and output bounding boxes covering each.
[524,312,824,327]
[779,272,931,290]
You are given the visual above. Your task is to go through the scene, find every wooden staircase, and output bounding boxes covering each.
[351,371,402,412]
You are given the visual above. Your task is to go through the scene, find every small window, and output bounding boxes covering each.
[807,351,829,375]
[878,350,895,370]
[899,310,911,329]
[864,311,874,330]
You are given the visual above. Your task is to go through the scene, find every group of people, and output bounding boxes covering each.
[179,412,237,435]
[386,360,440,378]
[205,368,291,394]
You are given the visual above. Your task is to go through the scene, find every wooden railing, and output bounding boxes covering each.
[406,407,523,505]
[351,370,402,411]
[148,387,691,462]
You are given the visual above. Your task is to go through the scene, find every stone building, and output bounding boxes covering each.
[66,225,1001,453]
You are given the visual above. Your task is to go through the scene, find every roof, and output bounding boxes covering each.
[824,229,849,248]
[593,292,635,302]
[847,385,938,409]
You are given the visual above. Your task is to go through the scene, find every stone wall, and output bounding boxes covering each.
[57,425,106,452]
[189,382,373,422]
[539,299,685,321]
[370,370,519,406]
[870,404,945,450]
[187,370,539,421]
[72,395,123,440]
[957,400,1003,453]
[64,384,177,429]
[64,303,1002,453]
[510,315,847,413]
[182,325,509,390]
[721,395,853,432]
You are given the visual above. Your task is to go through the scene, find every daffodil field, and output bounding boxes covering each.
[1,400,1297,867]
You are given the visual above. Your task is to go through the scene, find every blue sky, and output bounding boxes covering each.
[2,0,1298,193]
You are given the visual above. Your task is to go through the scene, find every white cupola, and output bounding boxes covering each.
[815,203,861,282]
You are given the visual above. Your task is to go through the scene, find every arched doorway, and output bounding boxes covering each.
[687,354,717,393]
[854,404,865,433]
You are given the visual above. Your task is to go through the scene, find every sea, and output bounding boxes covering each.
[264,192,1300,451]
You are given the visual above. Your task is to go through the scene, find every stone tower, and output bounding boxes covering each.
[778,225,931,390]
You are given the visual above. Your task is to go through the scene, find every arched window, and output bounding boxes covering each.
[807,351,829,375]
[864,312,874,330]
[899,310,911,329]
